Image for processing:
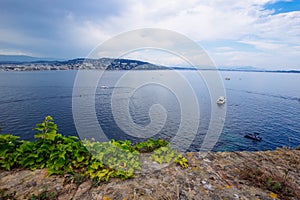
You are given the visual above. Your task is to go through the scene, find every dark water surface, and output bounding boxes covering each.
[0,70,299,151]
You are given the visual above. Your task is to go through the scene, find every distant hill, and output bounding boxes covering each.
[0,56,167,71]
[0,55,298,73]
[0,55,63,63]
[217,66,261,71]
[217,66,300,73]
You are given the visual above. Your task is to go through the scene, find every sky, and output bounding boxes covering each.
[0,0,299,69]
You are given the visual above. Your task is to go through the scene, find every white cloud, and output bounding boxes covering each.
[238,40,288,50]
[0,0,299,68]
[210,45,300,69]
[0,49,34,56]
[214,47,236,51]
[254,11,300,43]
[64,0,299,68]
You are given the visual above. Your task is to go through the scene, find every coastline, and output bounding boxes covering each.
[1,148,299,200]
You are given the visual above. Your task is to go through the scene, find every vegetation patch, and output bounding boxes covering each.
[0,116,188,183]
[237,158,300,199]
[150,146,188,168]
[30,191,57,200]
[0,188,16,200]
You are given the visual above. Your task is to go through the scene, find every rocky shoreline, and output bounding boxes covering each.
[0,148,299,200]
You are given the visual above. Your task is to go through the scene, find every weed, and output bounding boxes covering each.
[150,146,188,168]
[30,191,57,200]
[238,161,299,199]
[0,188,16,200]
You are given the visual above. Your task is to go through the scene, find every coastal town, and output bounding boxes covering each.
[0,58,165,71]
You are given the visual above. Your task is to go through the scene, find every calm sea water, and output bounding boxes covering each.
[0,70,299,151]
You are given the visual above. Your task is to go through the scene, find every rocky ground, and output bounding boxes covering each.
[0,148,299,200]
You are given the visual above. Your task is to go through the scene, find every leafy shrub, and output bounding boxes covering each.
[0,134,22,170]
[0,116,188,183]
[132,138,169,153]
[83,139,141,181]
[150,146,188,168]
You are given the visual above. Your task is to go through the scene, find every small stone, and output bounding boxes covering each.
[145,189,152,194]
[56,186,63,191]
[203,184,214,191]
[234,194,239,199]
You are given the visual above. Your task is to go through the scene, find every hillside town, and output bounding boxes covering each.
[0,58,165,71]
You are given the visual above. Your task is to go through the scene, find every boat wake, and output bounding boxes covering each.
[228,88,299,102]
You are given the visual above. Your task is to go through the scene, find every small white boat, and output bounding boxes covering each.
[217,96,226,105]
[100,85,109,89]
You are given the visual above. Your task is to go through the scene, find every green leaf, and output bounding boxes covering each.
[34,133,44,139]
[77,156,85,162]
[36,157,44,163]
[44,133,56,141]
[68,136,79,141]
[45,116,53,121]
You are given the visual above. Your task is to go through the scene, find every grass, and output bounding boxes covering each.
[237,149,300,200]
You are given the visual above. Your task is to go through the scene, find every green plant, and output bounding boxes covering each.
[30,191,57,200]
[238,162,300,199]
[132,138,169,153]
[267,178,282,190]
[0,188,16,200]
[72,173,87,185]
[0,134,22,170]
[13,117,84,173]
[0,116,184,183]
[150,146,188,168]
[174,154,189,169]
[83,139,141,181]
[34,116,58,140]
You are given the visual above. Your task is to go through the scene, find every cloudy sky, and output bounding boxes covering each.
[0,0,299,69]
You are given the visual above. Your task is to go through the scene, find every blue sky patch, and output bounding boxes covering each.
[264,0,300,14]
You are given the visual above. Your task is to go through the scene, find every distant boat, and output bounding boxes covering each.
[217,96,226,105]
[244,132,262,141]
[100,85,109,89]
[225,77,230,80]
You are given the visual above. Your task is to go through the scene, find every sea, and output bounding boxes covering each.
[0,70,299,152]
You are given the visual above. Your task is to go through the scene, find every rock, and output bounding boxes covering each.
[203,184,214,191]
[0,148,299,199]
[73,181,91,199]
